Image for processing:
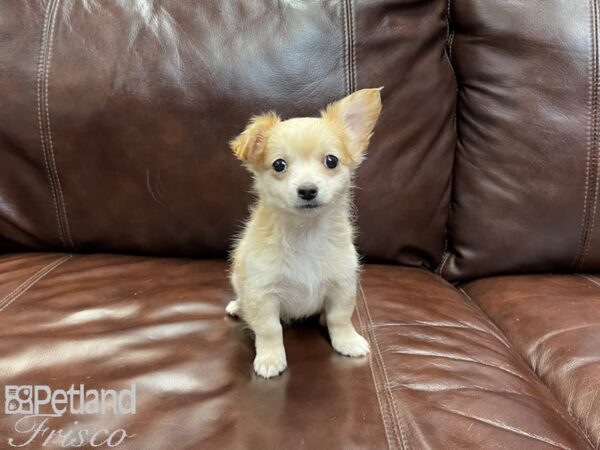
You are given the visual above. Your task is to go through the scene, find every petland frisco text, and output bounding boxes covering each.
[4,384,136,447]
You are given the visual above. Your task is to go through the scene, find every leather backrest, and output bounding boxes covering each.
[0,0,455,267]
[441,0,599,280]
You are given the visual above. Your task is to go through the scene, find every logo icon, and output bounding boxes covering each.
[5,386,34,415]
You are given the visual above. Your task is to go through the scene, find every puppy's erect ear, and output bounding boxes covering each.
[322,88,383,161]
[229,112,280,164]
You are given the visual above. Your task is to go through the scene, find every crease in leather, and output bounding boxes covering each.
[371,320,509,350]
[387,349,530,384]
[394,383,557,402]
[358,283,408,450]
[458,286,596,449]
[433,273,513,348]
[0,254,73,313]
[529,323,600,359]
[440,406,575,450]
[37,0,76,251]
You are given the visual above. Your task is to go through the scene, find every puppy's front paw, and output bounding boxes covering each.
[332,332,370,357]
[253,352,287,379]
[226,300,240,317]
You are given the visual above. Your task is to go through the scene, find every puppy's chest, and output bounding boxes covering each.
[276,232,341,281]
[276,263,330,320]
[272,239,345,319]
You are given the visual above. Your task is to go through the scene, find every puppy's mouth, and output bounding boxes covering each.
[296,203,322,211]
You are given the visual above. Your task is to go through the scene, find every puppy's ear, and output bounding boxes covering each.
[230,112,280,164]
[322,88,383,162]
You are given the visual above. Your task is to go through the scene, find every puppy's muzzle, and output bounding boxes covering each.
[297,184,318,201]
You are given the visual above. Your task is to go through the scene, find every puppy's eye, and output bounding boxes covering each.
[272,159,287,173]
[324,154,338,169]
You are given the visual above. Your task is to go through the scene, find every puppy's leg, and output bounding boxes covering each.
[325,282,370,357]
[226,272,243,317]
[245,295,287,378]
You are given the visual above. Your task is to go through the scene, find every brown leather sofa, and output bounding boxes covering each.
[0,1,598,449]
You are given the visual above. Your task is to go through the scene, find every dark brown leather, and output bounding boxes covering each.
[0,254,592,449]
[2,2,599,449]
[441,0,600,280]
[464,275,600,447]
[0,0,455,269]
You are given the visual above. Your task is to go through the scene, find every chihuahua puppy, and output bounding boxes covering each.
[227,88,382,378]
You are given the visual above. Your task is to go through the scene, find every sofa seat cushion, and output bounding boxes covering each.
[0,254,591,449]
[464,275,600,447]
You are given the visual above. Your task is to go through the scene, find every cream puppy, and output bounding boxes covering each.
[227,88,382,378]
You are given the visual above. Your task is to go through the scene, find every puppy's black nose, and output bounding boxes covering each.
[297,184,318,201]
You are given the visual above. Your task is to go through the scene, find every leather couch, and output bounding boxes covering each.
[0,1,598,449]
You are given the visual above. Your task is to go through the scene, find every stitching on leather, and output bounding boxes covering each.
[578,273,600,287]
[358,285,403,450]
[446,0,455,62]
[45,0,76,251]
[575,0,599,269]
[341,0,350,95]
[359,284,408,450]
[444,0,457,86]
[583,0,600,266]
[435,250,451,276]
[458,286,596,448]
[38,0,76,251]
[348,0,356,92]
[341,0,356,95]
[0,255,73,313]
[37,0,65,248]
[355,288,396,450]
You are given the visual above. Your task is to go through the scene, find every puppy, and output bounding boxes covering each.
[227,88,382,378]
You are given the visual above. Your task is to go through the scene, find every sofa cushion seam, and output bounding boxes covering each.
[45,0,76,251]
[342,0,357,95]
[436,250,451,276]
[341,0,349,96]
[437,0,458,277]
[582,0,600,266]
[0,255,73,313]
[358,283,408,450]
[574,0,599,269]
[577,273,600,287]
[348,0,357,92]
[37,0,66,248]
[38,0,77,251]
[355,288,396,450]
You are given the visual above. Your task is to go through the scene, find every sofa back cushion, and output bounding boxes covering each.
[441,0,599,280]
[0,0,455,268]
